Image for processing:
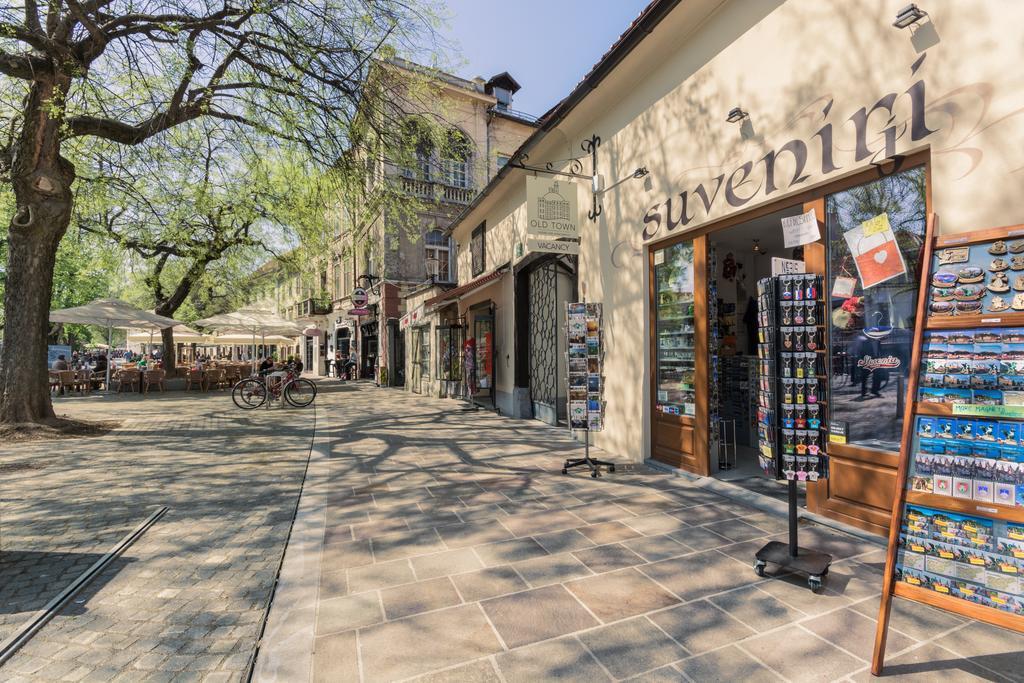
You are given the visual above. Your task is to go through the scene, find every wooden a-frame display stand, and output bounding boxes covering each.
[872,216,1024,675]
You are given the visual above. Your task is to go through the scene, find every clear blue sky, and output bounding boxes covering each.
[437,0,652,117]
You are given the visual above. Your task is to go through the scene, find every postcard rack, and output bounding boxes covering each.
[872,217,1024,676]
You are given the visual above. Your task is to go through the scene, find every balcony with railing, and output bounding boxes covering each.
[398,175,475,205]
[294,298,332,318]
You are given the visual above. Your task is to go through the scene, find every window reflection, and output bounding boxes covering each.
[827,166,927,450]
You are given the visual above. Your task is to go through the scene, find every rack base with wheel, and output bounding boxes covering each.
[754,541,832,591]
[562,452,616,478]
[753,478,832,591]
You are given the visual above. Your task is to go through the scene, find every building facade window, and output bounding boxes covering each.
[443,129,472,189]
[471,222,486,277]
[425,229,452,282]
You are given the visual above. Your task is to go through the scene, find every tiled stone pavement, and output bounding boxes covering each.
[286,385,1024,682]
[0,386,317,681]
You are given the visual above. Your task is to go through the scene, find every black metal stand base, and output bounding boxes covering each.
[754,541,832,590]
[562,456,616,478]
[753,479,832,591]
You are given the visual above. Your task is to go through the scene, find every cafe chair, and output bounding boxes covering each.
[49,370,61,395]
[114,369,140,393]
[144,369,166,394]
[186,369,204,391]
[78,369,93,394]
[58,370,80,396]
[206,368,227,391]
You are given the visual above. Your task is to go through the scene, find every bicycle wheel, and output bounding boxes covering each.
[232,378,267,409]
[284,378,317,407]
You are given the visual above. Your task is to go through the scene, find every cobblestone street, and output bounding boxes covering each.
[2,382,1022,682]
[255,384,1024,683]
[0,386,317,682]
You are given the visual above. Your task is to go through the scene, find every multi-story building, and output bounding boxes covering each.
[319,61,537,383]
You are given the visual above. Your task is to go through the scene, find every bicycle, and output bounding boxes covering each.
[231,369,317,409]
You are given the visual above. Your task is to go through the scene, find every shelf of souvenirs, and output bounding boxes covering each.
[903,490,1024,524]
[914,401,1024,417]
[926,312,1024,330]
[892,582,1024,633]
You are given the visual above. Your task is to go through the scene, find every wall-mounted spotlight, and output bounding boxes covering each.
[893,4,926,29]
[726,107,748,124]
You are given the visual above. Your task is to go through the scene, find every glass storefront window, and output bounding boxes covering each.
[436,325,463,381]
[654,241,696,417]
[826,165,927,450]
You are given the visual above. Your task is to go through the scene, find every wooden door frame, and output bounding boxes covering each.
[646,151,931,502]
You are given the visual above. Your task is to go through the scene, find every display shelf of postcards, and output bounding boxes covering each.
[890,230,1024,627]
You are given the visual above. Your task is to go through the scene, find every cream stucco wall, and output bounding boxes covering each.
[447,0,1024,462]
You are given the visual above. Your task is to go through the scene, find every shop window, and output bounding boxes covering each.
[425,229,452,282]
[826,165,927,451]
[436,325,463,381]
[471,222,486,277]
[653,241,696,417]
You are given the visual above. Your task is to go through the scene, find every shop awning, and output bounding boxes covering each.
[424,265,508,307]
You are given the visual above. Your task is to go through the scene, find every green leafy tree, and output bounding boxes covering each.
[0,1,440,427]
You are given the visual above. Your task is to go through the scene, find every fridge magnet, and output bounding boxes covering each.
[938,247,971,264]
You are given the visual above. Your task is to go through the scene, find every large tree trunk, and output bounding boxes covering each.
[0,76,76,427]
[160,325,177,373]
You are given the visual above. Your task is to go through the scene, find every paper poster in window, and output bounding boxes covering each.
[843,214,907,290]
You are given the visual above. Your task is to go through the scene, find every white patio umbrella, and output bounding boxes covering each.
[193,308,303,373]
[126,324,207,358]
[50,298,184,391]
[205,333,295,364]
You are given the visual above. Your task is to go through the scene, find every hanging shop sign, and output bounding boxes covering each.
[351,287,368,308]
[527,176,579,238]
[781,209,820,248]
[348,308,370,316]
[527,237,580,256]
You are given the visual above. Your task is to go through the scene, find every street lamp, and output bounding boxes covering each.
[425,257,440,283]
[892,4,926,29]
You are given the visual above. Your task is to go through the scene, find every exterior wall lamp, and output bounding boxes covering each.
[726,107,748,123]
[893,4,926,28]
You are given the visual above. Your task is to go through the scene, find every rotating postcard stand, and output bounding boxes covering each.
[753,274,833,590]
[563,301,615,478]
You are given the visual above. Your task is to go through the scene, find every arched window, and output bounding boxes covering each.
[442,129,472,189]
[425,229,452,282]
[402,118,434,181]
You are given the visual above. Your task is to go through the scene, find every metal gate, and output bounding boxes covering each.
[528,262,560,416]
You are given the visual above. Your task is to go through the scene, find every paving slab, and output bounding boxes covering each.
[480,585,599,648]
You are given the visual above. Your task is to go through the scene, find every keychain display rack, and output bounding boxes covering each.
[873,217,1024,675]
[754,274,832,591]
[563,301,615,478]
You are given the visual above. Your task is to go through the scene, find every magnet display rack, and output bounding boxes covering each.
[753,274,832,591]
[872,217,1024,676]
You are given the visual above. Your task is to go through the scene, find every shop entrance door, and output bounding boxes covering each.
[705,206,808,502]
[470,308,495,409]
[528,260,574,424]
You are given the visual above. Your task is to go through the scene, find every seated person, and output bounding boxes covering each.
[91,354,108,389]
[258,356,275,376]
[51,354,69,371]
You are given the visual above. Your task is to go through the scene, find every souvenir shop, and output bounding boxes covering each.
[648,158,927,516]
